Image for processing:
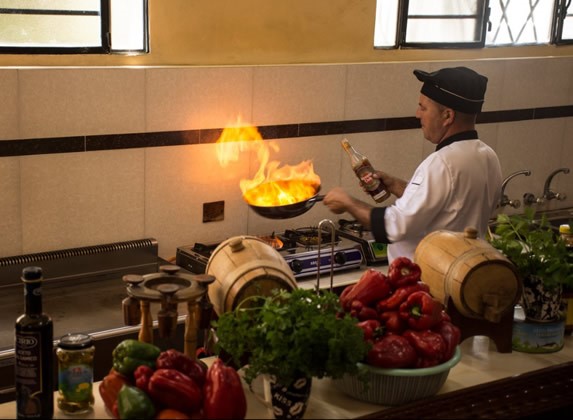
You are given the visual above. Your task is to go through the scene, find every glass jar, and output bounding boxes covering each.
[56,333,95,414]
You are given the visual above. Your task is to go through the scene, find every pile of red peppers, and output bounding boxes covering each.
[339,257,461,369]
[99,344,247,419]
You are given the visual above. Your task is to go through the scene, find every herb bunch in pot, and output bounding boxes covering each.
[489,207,573,322]
[213,288,369,420]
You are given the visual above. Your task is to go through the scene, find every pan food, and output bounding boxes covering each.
[244,181,324,219]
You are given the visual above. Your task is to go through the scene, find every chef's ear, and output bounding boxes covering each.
[443,109,455,122]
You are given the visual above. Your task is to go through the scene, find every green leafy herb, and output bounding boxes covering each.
[488,207,573,291]
[213,288,369,386]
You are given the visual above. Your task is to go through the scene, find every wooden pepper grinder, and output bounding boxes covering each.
[185,274,215,359]
[157,283,180,339]
[122,274,144,326]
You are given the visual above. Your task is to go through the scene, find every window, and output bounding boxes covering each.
[375,0,573,48]
[0,0,148,54]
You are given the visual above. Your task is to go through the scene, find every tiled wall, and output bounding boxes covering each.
[1,57,573,259]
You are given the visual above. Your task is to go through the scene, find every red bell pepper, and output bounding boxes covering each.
[366,334,417,368]
[388,257,422,289]
[433,319,461,362]
[376,281,430,312]
[399,290,444,330]
[147,369,202,416]
[341,269,391,308]
[99,368,131,419]
[203,358,247,419]
[156,348,208,387]
[356,319,383,342]
[134,364,154,393]
[402,329,446,368]
[379,310,407,334]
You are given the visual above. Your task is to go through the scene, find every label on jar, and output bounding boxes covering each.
[58,363,93,403]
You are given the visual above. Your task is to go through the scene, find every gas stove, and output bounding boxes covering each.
[336,219,388,265]
[176,226,364,279]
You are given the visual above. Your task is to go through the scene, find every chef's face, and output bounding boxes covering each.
[415,94,450,145]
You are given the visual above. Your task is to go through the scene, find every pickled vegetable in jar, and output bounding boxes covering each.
[56,333,95,414]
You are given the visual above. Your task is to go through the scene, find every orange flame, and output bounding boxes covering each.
[216,118,321,207]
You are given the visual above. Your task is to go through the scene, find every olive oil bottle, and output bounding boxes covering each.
[15,266,54,419]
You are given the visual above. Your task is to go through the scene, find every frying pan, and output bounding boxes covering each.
[245,185,325,219]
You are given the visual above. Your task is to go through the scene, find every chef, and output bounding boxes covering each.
[323,66,502,263]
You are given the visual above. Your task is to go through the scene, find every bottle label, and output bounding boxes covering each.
[59,363,93,403]
[15,331,45,417]
[354,163,380,191]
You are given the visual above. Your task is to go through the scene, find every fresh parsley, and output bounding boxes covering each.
[213,288,369,386]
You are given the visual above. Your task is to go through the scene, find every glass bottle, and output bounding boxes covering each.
[15,266,54,419]
[341,138,390,203]
[56,333,95,414]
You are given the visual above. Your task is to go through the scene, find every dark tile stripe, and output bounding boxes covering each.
[1,105,572,157]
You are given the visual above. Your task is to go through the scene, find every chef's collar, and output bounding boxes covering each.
[435,130,478,151]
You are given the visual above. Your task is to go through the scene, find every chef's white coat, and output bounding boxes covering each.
[371,131,502,263]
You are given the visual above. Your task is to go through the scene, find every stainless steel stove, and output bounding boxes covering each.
[336,219,388,265]
[176,226,364,279]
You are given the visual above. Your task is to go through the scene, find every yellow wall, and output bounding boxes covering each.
[1,0,573,67]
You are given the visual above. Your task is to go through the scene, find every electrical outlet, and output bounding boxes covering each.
[203,201,225,223]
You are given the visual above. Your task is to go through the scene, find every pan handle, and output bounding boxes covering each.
[309,194,325,204]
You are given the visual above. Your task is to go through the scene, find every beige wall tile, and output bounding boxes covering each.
[145,143,251,258]
[0,70,19,140]
[19,69,146,139]
[0,157,22,256]
[252,65,346,126]
[146,67,254,132]
[19,150,145,254]
[346,62,429,119]
[501,58,573,110]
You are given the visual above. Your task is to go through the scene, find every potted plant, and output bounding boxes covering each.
[488,207,573,322]
[212,287,369,420]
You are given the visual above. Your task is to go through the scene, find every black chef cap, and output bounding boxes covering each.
[413,67,488,114]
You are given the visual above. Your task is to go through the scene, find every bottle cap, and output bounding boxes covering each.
[559,224,571,234]
[58,333,93,350]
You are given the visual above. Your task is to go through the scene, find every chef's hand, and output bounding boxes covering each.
[364,170,407,198]
[323,187,354,214]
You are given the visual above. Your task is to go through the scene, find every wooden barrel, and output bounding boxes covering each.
[206,235,297,316]
[414,227,521,323]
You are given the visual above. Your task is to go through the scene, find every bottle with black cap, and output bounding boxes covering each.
[15,266,54,419]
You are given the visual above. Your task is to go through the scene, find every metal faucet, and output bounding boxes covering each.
[499,169,531,208]
[542,167,570,201]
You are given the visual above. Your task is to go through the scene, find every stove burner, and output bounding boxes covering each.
[282,227,338,248]
[258,233,284,250]
[338,219,365,235]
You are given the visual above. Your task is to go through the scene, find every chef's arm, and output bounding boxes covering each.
[323,187,374,229]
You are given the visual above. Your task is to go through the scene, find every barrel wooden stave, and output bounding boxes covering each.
[414,229,521,322]
[206,236,297,316]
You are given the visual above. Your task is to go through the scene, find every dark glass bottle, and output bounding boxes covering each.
[341,138,390,203]
[15,266,54,419]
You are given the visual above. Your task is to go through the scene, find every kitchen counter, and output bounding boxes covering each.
[0,334,571,419]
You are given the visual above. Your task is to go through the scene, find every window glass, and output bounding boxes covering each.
[374,0,399,48]
[0,0,147,53]
[486,0,554,45]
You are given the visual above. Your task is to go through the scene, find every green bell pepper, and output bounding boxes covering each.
[112,339,161,377]
[117,384,155,419]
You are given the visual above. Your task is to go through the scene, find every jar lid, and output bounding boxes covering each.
[58,333,93,350]
[559,224,571,234]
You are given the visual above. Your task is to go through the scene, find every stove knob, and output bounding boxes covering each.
[334,251,347,266]
[290,259,303,274]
